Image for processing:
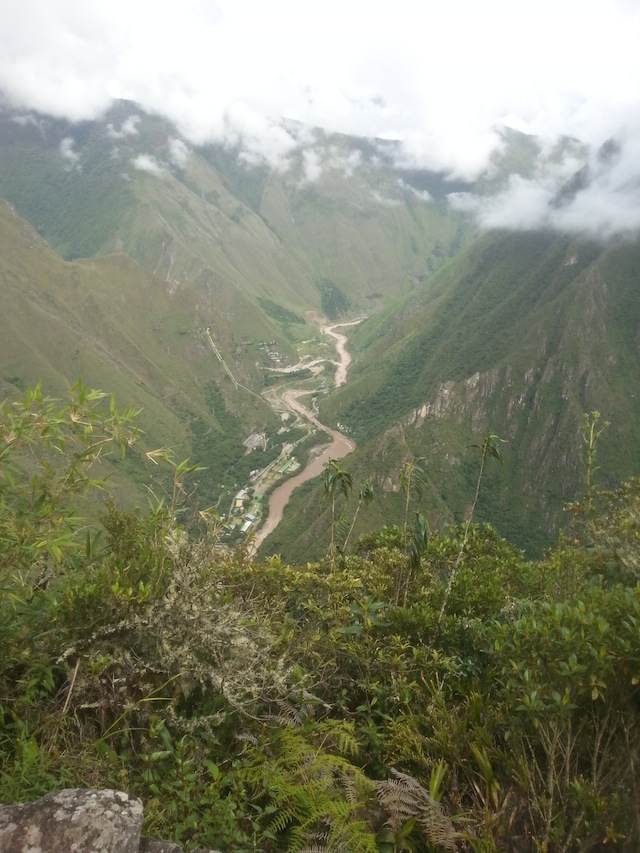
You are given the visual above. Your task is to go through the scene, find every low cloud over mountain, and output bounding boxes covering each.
[452,133,640,237]
[1,0,638,236]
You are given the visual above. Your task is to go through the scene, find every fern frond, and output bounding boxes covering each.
[270,698,307,728]
[374,768,458,851]
[289,821,330,851]
[343,770,358,804]
[268,805,300,834]
[237,730,258,746]
[336,726,359,757]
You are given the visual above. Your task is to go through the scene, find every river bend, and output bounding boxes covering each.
[250,321,358,553]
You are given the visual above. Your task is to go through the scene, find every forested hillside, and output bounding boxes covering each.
[0,102,467,318]
[2,0,640,847]
[266,231,640,560]
[0,199,285,510]
[1,389,639,852]
[1,100,639,558]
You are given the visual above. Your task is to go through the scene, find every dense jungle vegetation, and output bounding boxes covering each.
[1,385,639,852]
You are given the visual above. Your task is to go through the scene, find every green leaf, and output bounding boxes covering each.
[204,759,220,781]
[150,750,173,762]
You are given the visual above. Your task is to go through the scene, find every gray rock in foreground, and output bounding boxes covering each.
[0,789,143,852]
[0,789,222,853]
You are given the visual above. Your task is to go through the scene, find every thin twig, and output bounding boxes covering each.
[61,658,80,717]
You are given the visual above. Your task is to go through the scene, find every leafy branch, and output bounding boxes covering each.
[437,433,505,624]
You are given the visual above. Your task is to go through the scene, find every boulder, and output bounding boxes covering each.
[0,788,143,852]
[0,789,223,853]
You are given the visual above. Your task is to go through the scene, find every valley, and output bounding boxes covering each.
[2,92,640,853]
[2,9,640,848]
[223,319,360,552]
[1,102,639,559]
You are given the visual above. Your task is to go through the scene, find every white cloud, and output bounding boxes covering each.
[59,135,80,169]
[229,105,298,171]
[292,143,365,185]
[107,114,140,138]
[11,113,42,129]
[301,148,322,183]
[371,191,401,208]
[452,132,640,237]
[0,0,638,233]
[327,147,362,178]
[168,137,189,168]
[131,153,165,176]
[398,180,432,203]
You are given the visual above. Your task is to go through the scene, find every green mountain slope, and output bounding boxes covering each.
[252,129,469,312]
[0,104,310,365]
[0,100,473,526]
[2,100,638,559]
[265,231,640,559]
[0,199,281,507]
[0,103,469,319]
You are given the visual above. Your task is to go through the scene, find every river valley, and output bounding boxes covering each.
[249,321,360,554]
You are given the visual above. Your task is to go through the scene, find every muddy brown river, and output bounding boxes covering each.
[250,322,359,553]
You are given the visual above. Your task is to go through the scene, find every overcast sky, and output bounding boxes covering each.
[1,0,639,234]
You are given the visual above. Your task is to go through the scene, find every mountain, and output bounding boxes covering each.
[265,230,640,559]
[0,197,287,508]
[1,99,638,556]
[0,100,468,515]
[0,100,467,314]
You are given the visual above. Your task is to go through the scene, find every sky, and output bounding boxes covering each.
[1,0,639,235]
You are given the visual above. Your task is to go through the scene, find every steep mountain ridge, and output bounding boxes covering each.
[0,199,280,507]
[0,102,467,312]
[266,232,640,559]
